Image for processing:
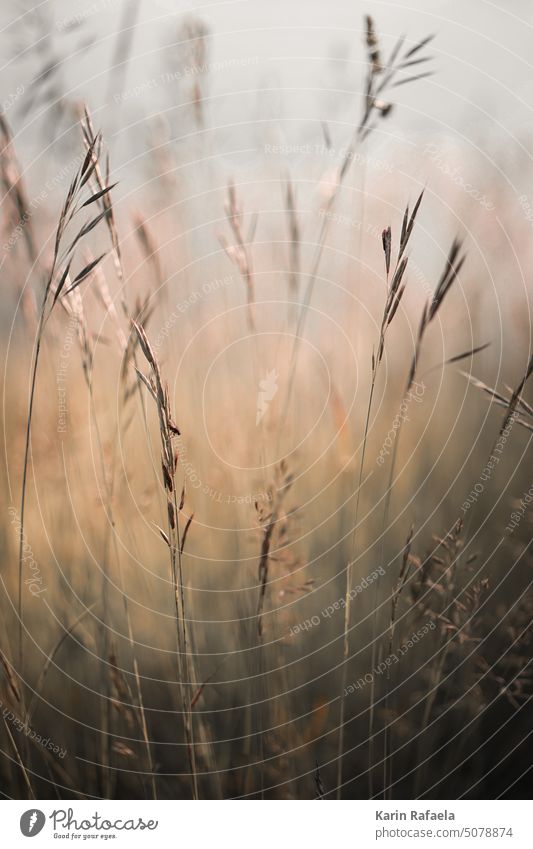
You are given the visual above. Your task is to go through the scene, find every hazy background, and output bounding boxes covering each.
[2,0,533,351]
[2,1,533,180]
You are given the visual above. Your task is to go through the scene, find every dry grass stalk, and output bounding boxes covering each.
[278,19,434,447]
[132,211,165,290]
[256,460,294,639]
[219,180,257,330]
[63,281,157,798]
[0,648,21,704]
[0,113,37,264]
[17,113,110,680]
[383,524,415,796]
[462,354,533,435]
[1,712,35,799]
[314,760,326,798]
[406,239,467,392]
[251,459,295,797]
[0,112,38,324]
[177,16,210,127]
[132,319,199,799]
[337,194,423,798]
[408,522,490,794]
[370,240,467,796]
[285,178,300,310]
[79,106,123,280]
[389,525,416,660]
[25,603,97,727]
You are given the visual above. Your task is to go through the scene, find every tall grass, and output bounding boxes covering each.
[0,12,532,801]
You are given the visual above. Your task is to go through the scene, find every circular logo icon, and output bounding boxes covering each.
[20,810,46,837]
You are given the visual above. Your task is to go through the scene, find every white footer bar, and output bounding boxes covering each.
[3,800,529,848]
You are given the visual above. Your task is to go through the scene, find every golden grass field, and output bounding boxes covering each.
[0,9,532,799]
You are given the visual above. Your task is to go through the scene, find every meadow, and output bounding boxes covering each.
[0,9,531,799]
